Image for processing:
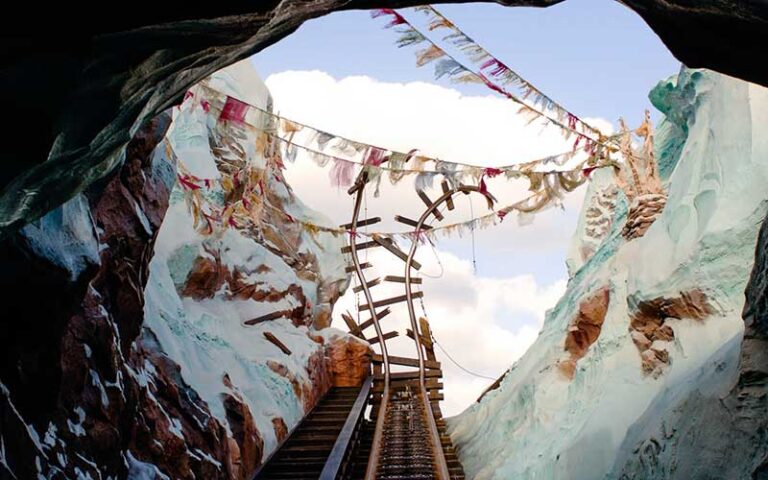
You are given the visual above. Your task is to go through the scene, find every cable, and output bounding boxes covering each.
[431,334,497,381]
[469,196,477,275]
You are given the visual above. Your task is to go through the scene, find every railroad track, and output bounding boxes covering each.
[256,160,494,479]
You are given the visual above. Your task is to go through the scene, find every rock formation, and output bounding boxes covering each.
[449,68,768,479]
[0,62,365,479]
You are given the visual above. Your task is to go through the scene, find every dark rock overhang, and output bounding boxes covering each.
[1,0,766,237]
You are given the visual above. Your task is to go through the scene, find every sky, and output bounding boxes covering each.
[248,0,680,415]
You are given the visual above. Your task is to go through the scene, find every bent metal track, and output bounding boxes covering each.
[255,157,492,479]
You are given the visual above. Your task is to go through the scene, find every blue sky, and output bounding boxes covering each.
[250,0,680,285]
[253,0,680,124]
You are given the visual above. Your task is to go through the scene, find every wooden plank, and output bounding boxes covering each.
[358,291,423,311]
[428,391,445,402]
[345,262,371,273]
[339,217,381,230]
[394,215,432,230]
[384,275,422,284]
[244,310,283,326]
[368,331,399,345]
[441,181,455,210]
[341,312,364,339]
[372,379,442,393]
[419,316,437,361]
[406,328,433,350]
[372,354,440,370]
[417,190,444,221]
[375,369,442,381]
[347,171,370,195]
[371,234,422,270]
[263,332,291,355]
[341,240,380,254]
[358,307,391,331]
[352,277,381,294]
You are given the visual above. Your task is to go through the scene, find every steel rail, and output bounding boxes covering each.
[347,173,392,480]
[404,185,494,480]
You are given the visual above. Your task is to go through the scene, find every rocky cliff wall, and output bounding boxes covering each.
[0,62,365,480]
[449,68,768,479]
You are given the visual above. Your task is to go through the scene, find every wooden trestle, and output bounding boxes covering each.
[255,168,495,479]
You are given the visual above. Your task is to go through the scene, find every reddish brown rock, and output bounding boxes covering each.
[629,289,714,377]
[559,287,611,379]
[326,335,373,387]
[272,417,288,443]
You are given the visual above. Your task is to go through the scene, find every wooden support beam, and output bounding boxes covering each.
[359,291,423,311]
[368,331,399,345]
[384,275,422,284]
[345,262,372,273]
[375,369,442,381]
[341,311,364,339]
[244,310,283,326]
[428,391,445,402]
[372,379,443,393]
[419,316,437,361]
[352,277,381,294]
[358,307,391,331]
[406,328,433,350]
[347,171,369,195]
[417,190,444,221]
[339,217,381,230]
[394,215,433,229]
[371,234,422,270]
[264,332,291,355]
[341,240,380,254]
[372,354,440,370]
[442,181,455,210]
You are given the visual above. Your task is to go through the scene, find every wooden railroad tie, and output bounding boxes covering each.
[384,275,422,284]
[371,234,422,270]
[345,262,372,273]
[263,332,291,355]
[417,190,445,221]
[368,331,399,345]
[358,291,423,311]
[352,277,381,293]
[372,354,441,370]
[394,215,433,229]
[339,217,381,230]
[441,181,455,210]
[341,311,365,339]
[340,240,380,254]
[358,307,391,331]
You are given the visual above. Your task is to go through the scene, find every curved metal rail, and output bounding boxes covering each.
[402,184,495,480]
[344,170,392,480]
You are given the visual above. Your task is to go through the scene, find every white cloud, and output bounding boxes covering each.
[263,70,592,415]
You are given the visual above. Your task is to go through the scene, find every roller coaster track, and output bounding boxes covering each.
[255,162,493,479]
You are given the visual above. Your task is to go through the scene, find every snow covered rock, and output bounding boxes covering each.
[0,61,360,479]
[449,68,768,479]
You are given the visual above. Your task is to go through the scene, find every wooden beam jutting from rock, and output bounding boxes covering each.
[244,310,284,326]
[263,332,292,355]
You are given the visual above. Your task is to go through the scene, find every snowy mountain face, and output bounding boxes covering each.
[0,62,367,480]
[448,68,768,479]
